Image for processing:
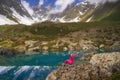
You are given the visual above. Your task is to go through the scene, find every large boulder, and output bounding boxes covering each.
[90,52,120,67]
[46,52,120,80]
[14,45,26,53]
[25,40,40,48]
[24,40,40,52]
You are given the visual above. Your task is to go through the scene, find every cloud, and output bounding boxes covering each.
[49,0,75,14]
[21,0,34,16]
[39,0,44,6]
[86,0,118,4]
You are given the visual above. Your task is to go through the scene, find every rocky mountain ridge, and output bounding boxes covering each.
[0,0,101,25]
[0,0,120,25]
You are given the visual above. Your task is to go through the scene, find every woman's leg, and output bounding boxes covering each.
[64,59,73,64]
[64,59,70,64]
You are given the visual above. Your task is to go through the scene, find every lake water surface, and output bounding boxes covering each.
[0,51,85,80]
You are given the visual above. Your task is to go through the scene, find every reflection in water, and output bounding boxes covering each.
[0,51,84,80]
[0,66,56,80]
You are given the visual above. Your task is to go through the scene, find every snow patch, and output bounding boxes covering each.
[0,14,17,25]
[69,16,80,22]
[57,16,66,23]
[86,16,93,22]
[79,11,84,15]
[52,16,80,23]
[10,8,34,25]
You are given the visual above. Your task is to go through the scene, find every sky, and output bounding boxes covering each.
[23,0,118,7]
[23,0,84,7]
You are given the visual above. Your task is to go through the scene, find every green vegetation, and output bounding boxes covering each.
[106,71,120,80]
[0,22,117,42]
[91,1,120,22]
[0,21,120,40]
[102,2,120,21]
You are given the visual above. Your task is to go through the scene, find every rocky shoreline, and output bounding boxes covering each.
[0,47,19,56]
[46,52,120,80]
[0,38,119,56]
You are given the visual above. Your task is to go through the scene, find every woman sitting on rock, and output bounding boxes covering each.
[64,52,79,65]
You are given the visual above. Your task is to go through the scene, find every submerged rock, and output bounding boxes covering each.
[46,52,120,80]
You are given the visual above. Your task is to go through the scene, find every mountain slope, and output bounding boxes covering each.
[0,0,35,25]
[0,0,31,17]
[0,0,120,25]
[0,0,96,25]
[32,1,95,22]
[89,0,120,22]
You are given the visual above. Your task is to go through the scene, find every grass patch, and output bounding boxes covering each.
[0,21,120,41]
